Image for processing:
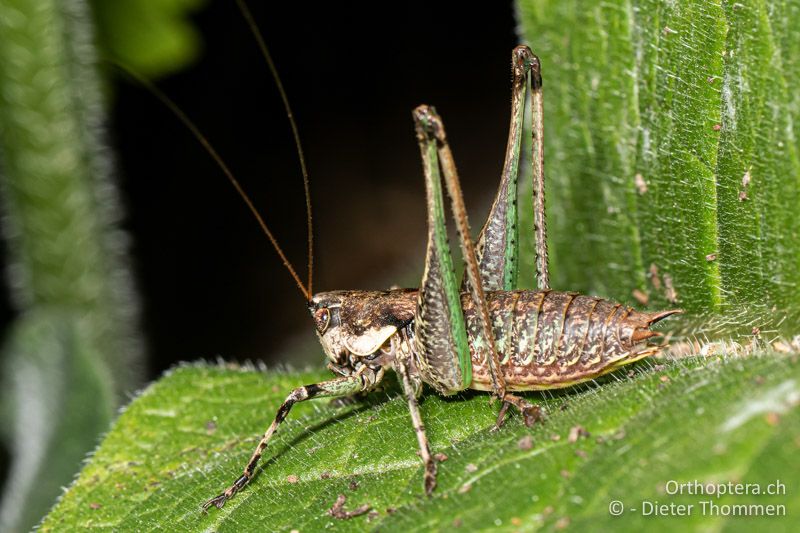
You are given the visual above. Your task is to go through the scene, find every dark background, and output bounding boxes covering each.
[112,1,519,379]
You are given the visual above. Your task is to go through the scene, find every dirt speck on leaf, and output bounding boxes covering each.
[328,494,371,520]
[568,425,589,443]
[649,263,662,291]
[663,274,678,303]
[765,412,780,426]
[518,435,534,450]
[739,169,751,201]
[634,173,648,195]
[632,289,649,306]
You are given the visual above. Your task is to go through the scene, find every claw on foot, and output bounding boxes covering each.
[521,405,543,427]
[201,493,229,513]
[200,474,249,513]
[492,401,512,431]
[493,395,545,429]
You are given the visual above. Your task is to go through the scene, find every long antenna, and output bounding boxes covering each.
[117,64,311,301]
[236,0,314,298]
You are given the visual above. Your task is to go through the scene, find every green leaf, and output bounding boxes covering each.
[91,0,206,79]
[516,0,800,313]
[0,0,144,529]
[41,353,799,531]
[1,310,114,532]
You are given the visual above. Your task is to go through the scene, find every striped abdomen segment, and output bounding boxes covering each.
[464,290,678,391]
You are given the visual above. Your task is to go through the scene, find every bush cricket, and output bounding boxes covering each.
[143,1,681,511]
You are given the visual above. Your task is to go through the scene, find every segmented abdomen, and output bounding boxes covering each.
[463,290,670,391]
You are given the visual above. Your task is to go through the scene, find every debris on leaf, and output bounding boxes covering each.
[328,494,371,520]
[567,425,589,443]
[518,435,533,450]
[739,169,751,201]
[663,274,678,303]
[634,173,648,195]
[648,263,662,291]
[632,288,649,306]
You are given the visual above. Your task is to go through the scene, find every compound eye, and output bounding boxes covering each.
[314,308,330,333]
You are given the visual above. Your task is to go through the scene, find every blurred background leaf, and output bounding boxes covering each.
[0,0,202,530]
[91,0,206,79]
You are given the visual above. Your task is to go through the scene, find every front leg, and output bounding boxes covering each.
[202,371,380,511]
[394,355,437,495]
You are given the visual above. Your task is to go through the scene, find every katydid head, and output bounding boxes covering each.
[309,289,417,367]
